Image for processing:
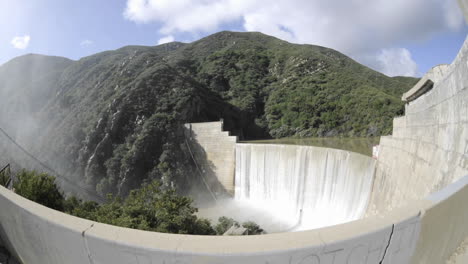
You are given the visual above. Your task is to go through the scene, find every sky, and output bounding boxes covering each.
[1,0,467,77]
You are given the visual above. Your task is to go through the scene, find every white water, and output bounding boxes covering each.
[235,144,376,231]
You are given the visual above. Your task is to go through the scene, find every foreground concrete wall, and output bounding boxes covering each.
[184,121,237,194]
[0,183,424,264]
[2,170,468,264]
[412,175,468,264]
[368,36,468,215]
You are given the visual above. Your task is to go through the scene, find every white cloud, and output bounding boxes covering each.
[157,35,175,45]
[376,48,419,77]
[80,39,94,47]
[11,35,30,49]
[124,0,251,33]
[123,0,465,76]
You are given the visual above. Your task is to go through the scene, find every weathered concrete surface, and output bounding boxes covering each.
[0,185,94,264]
[412,175,468,264]
[184,121,237,195]
[368,35,468,215]
[402,64,449,102]
[0,184,425,264]
[367,18,468,262]
[447,237,468,264]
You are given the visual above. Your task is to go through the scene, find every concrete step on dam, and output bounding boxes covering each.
[0,2,467,262]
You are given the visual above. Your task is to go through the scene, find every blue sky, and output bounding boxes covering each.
[1,0,467,77]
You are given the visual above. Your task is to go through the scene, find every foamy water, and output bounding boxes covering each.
[234,144,376,231]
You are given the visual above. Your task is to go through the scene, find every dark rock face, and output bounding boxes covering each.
[0,32,418,196]
[0,245,19,264]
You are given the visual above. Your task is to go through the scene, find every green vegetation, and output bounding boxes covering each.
[215,216,265,235]
[14,170,65,211]
[241,221,265,235]
[10,169,263,236]
[0,31,418,196]
[66,180,216,235]
[215,216,239,235]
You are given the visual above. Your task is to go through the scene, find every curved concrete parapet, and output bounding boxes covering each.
[412,175,468,263]
[0,183,422,264]
[3,171,468,263]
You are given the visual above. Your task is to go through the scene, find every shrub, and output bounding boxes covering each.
[215,216,239,235]
[242,221,265,235]
[0,168,10,187]
[12,169,263,236]
[13,170,65,211]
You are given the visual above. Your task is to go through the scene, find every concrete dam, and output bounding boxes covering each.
[0,1,467,263]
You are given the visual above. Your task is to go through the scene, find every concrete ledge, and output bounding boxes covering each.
[412,175,468,264]
[0,184,426,264]
[402,64,449,102]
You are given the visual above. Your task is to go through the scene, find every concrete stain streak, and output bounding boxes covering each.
[82,223,95,264]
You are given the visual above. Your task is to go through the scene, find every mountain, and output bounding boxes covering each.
[0,31,418,196]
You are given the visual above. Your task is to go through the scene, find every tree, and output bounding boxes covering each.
[118,180,216,234]
[242,221,265,235]
[11,170,262,236]
[215,216,239,235]
[13,170,65,211]
[64,180,217,235]
[214,217,266,235]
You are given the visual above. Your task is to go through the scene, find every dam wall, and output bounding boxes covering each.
[184,121,237,194]
[235,144,376,230]
[412,175,468,263]
[367,36,468,215]
[0,183,423,264]
[3,170,468,263]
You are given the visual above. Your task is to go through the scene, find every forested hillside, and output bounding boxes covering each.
[0,31,418,196]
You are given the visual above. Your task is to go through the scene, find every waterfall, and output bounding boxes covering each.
[235,144,376,231]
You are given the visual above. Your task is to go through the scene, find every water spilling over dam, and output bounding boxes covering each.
[234,143,376,230]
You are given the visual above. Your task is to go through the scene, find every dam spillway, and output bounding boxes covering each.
[234,143,375,230]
